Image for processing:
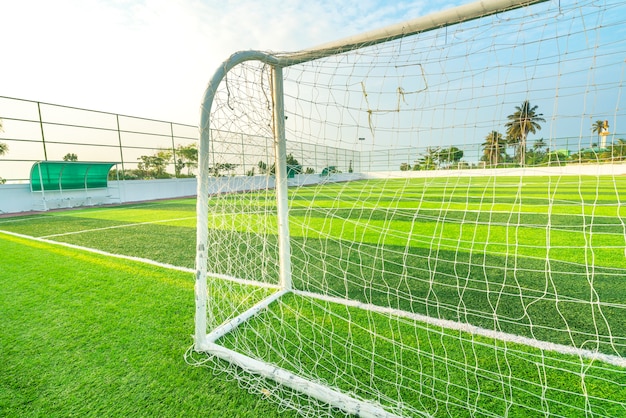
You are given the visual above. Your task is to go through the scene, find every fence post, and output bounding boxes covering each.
[116,115,126,175]
[37,102,48,160]
[170,122,178,177]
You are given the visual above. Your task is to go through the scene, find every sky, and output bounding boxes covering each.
[0,0,467,125]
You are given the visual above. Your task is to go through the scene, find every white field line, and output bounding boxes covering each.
[4,226,624,368]
[1,229,194,273]
[0,215,50,224]
[288,204,622,218]
[0,201,194,225]
[39,216,196,239]
[293,290,626,369]
[0,229,279,290]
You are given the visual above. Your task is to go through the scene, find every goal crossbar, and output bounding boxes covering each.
[280,0,548,66]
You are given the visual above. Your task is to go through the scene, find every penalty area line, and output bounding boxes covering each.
[0,229,279,290]
[39,216,197,239]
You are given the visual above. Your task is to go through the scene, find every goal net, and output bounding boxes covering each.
[188,0,626,416]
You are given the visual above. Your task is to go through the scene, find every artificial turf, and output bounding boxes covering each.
[0,232,297,417]
[2,175,625,417]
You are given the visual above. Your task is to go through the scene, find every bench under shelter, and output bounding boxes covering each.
[30,161,120,211]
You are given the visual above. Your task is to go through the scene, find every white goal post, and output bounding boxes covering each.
[190,0,626,416]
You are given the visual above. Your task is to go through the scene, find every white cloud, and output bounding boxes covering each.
[0,0,465,124]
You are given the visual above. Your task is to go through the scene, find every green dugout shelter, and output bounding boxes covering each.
[30,161,119,210]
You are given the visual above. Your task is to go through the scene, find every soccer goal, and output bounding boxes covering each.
[190,0,626,416]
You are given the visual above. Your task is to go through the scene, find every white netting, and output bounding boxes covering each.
[188,1,626,416]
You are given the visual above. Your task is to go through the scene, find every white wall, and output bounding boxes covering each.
[0,173,362,215]
[289,172,363,186]
[364,163,626,179]
[118,178,197,203]
[3,164,626,215]
[0,178,197,215]
[0,184,35,214]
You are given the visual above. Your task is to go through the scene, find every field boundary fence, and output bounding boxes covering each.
[2,95,625,186]
[0,96,199,184]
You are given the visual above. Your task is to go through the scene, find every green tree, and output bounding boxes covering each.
[438,146,464,168]
[610,138,626,160]
[525,138,549,166]
[174,158,185,177]
[416,147,439,170]
[175,143,198,176]
[63,153,78,161]
[505,100,545,166]
[209,162,238,177]
[257,160,277,175]
[222,163,238,176]
[533,138,547,152]
[138,150,172,178]
[286,153,302,175]
[481,131,506,166]
[257,155,306,176]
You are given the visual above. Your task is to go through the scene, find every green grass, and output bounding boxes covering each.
[0,232,296,417]
[222,293,626,417]
[198,177,626,356]
[2,177,626,417]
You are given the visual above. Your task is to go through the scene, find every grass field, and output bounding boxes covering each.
[1,175,625,417]
[0,229,296,417]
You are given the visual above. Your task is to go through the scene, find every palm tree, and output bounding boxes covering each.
[481,131,506,166]
[505,100,545,166]
[533,138,547,152]
[592,120,605,146]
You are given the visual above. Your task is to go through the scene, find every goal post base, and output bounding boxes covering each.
[194,289,404,418]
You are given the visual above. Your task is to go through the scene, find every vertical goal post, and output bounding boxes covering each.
[191,0,626,416]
